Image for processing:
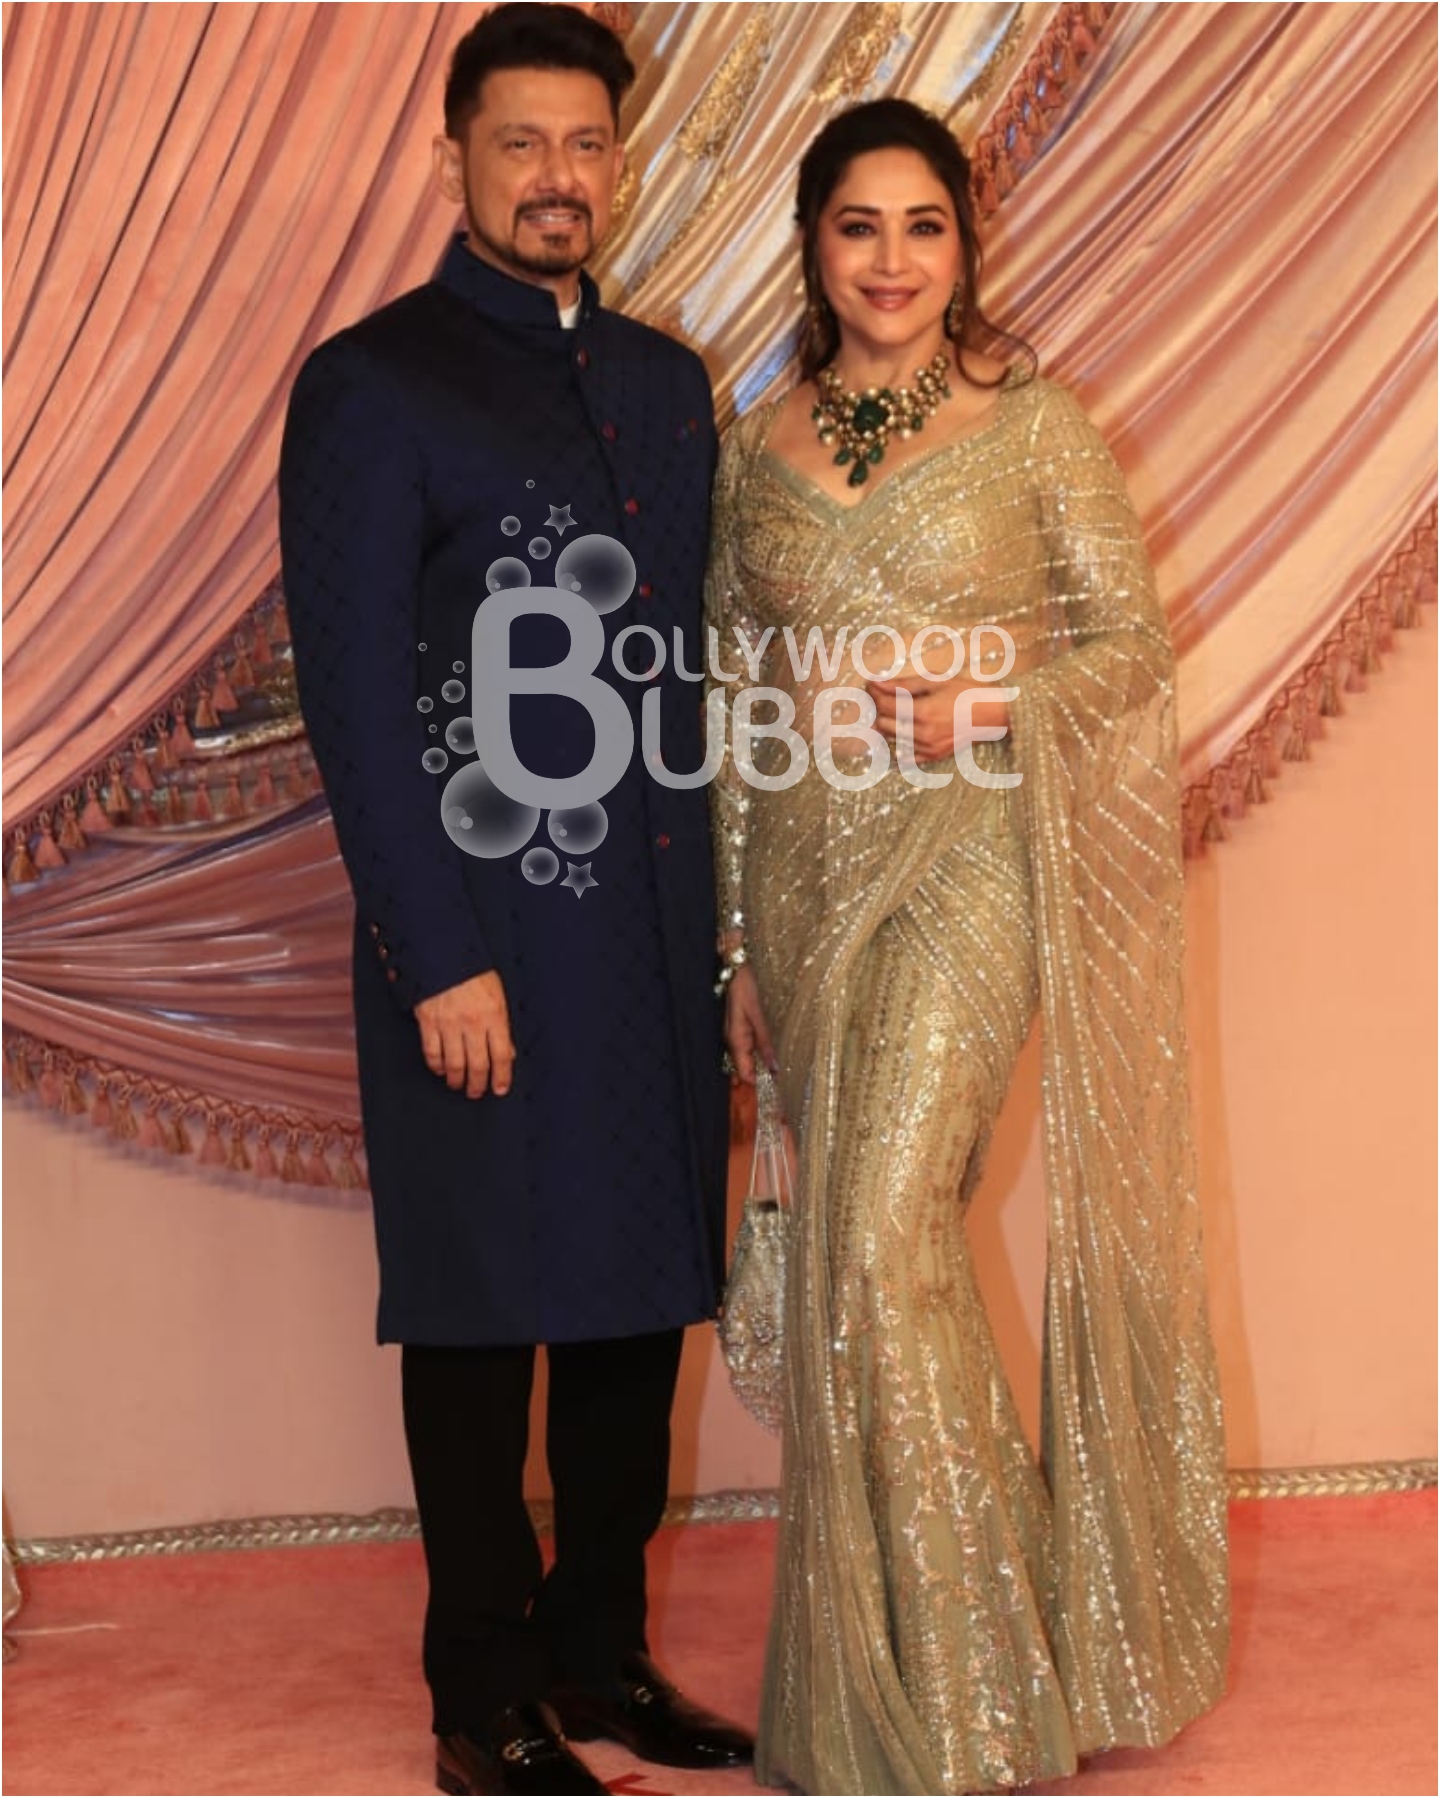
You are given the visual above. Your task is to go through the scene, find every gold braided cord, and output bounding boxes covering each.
[10,1463,1433,1567]
[1225,1461,1438,1502]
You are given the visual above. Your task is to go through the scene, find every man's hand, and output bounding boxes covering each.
[866,675,1011,764]
[415,971,515,1099]
[725,964,777,1086]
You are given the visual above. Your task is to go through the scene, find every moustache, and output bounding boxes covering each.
[518,197,592,225]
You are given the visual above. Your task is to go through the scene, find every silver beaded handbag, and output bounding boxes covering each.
[718,1065,793,1435]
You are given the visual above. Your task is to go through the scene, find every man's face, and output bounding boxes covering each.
[433,66,623,301]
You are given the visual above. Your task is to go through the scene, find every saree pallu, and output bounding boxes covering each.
[706,370,1229,1795]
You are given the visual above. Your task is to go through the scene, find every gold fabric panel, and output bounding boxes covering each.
[812,3,906,105]
[676,7,777,159]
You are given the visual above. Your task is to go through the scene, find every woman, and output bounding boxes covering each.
[706,100,1230,1794]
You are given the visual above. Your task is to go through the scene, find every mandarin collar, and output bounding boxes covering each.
[436,235,600,329]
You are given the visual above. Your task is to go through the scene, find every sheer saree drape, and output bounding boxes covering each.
[706,377,1227,1792]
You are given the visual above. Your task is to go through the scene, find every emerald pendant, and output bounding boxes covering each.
[813,351,953,493]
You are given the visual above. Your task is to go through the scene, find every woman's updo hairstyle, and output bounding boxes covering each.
[794,97,1033,385]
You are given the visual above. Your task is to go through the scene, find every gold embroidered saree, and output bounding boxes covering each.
[706,371,1230,1795]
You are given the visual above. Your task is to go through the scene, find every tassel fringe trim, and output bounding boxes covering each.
[1181,505,1436,856]
[6,585,320,889]
[970,3,1116,217]
[2,1032,367,1195]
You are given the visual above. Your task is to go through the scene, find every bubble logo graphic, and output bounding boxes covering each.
[554,534,636,615]
[440,762,539,860]
[445,716,477,755]
[431,506,651,895]
[548,803,608,855]
[487,557,531,594]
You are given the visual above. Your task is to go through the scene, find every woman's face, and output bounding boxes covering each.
[814,147,963,366]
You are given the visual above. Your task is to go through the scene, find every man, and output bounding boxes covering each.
[279,9,744,1794]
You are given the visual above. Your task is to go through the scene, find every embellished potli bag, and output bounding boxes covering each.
[718,1065,792,1433]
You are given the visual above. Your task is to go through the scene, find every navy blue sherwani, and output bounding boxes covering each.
[280,239,728,1349]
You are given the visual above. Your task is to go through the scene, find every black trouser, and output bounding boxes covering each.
[401,1329,685,1735]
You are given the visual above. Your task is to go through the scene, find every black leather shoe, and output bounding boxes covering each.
[551,1652,754,1770]
[435,1701,608,1796]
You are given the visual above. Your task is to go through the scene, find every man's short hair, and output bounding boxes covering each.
[444,4,636,139]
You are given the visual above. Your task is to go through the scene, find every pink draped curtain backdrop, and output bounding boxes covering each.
[3,2,1435,1172]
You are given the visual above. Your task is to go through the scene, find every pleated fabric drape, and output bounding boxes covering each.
[3,1,1434,1175]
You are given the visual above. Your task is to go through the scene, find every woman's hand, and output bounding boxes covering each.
[866,674,1011,764]
[725,963,777,1085]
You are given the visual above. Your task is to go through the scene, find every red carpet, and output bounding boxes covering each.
[4,1493,1434,1795]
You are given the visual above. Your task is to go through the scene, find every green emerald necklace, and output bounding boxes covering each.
[812,350,952,487]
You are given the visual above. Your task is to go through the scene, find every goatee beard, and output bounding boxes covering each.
[466,198,593,279]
